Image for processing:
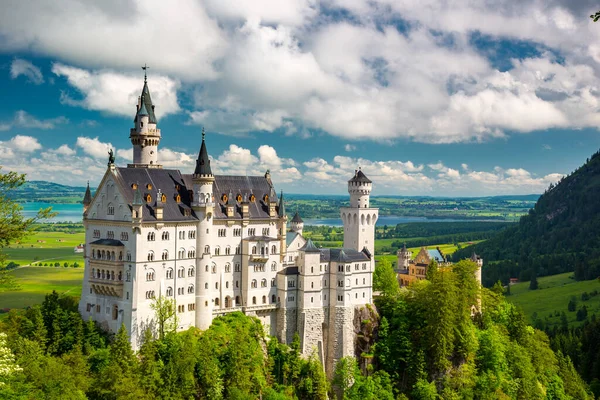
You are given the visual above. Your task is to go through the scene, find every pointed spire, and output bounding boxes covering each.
[291,211,303,223]
[278,190,286,217]
[138,96,149,116]
[83,181,92,206]
[194,127,212,176]
[133,66,156,124]
[133,185,143,206]
[300,238,320,252]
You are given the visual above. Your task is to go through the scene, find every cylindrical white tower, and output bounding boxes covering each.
[290,212,304,235]
[348,168,372,208]
[129,77,162,169]
[193,129,215,330]
[397,244,411,269]
[340,168,378,255]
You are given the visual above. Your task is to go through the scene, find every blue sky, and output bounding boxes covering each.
[1,0,600,195]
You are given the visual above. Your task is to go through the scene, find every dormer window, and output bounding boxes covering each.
[175,184,180,191]
[175,194,181,203]
[146,184,152,190]
[222,194,228,203]
[249,194,256,202]
[131,183,138,190]
[161,194,167,203]
[263,194,269,203]
[236,194,242,202]
[146,194,152,203]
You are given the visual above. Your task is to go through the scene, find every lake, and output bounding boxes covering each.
[21,202,490,226]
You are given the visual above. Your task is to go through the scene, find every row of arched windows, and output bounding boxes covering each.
[93,249,123,261]
[91,268,122,281]
[250,245,277,255]
[148,247,196,261]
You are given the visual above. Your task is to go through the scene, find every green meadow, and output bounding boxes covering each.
[0,266,83,311]
[5,231,85,266]
[507,272,600,327]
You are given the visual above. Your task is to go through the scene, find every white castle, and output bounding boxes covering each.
[78,75,378,374]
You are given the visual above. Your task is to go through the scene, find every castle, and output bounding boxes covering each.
[78,75,378,374]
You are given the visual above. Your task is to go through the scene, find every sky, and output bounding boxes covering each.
[1,0,600,196]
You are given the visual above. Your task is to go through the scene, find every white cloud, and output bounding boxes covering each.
[53,144,75,156]
[76,136,115,159]
[9,135,42,152]
[52,64,181,119]
[13,110,68,129]
[10,58,43,84]
[344,144,356,152]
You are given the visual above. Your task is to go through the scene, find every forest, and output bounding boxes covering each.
[0,260,593,399]
[454,149,600,287]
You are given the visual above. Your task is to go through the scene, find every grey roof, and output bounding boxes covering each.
[90,239,125,246]
[291,212,303,223]
[194,130,212,176]
[300,238,320,253]
[319,248,370,263]
[83,182,92,205]
[349,169,372,183]
[114,167,195,222]
[427,249,445,262]
[205,175,279,220]
[471,252,481,261]
[138,98,149,116]
[133,82,157,124]
[282,266,299,276]
[112,167,281,222]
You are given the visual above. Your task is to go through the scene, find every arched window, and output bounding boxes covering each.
[204,245,210,254]
[162,250,168,260]
[225,263,231,273]
[188,284,194,294]
[226,281,229,288]
[148,251,155,261]
[166,268,173,279]
[188,266,195,277]
[272,262,277,271]
[235,296,240,306]
[271,245,276,254]
[272,294,276,303]
[251,279,257,288]
[225,246,231,255]
[205,283,208,289]
[91,268,95,278]
[212,264,217,273]
[271,278,276,287]
[215,247,220,256]
[225,296,230,308]
[147,232,155,241]
[178,267,185,278]
[205,265,209,272]
[107,203,114,215]
[162,231,169,240]
[215,282,219,289]
[252,296,256,305]
[166,287,173,296]
[215,297,220,306]
[262,295,266,304]
[261,279,267,288]
[188,248,196,258]
[252,246,257,255]
[235,263,241,272]
[146,269,155,281]
[126,252,131,261]
[178,248,185,259]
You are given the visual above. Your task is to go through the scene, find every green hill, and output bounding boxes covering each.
[454,149,600,287]
[6,180,88,203]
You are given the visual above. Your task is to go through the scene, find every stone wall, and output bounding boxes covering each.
[325,306,356,377]
[300,308,326,363]
[276,307,298,344]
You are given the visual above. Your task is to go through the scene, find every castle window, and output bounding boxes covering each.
[131,183,138,190]
[204,245,210,254]
[236,194,242,202]
[235,246,240,255]
[271,262,277,271]
[221,194,228,203]
[346,265,350,272]
[188,249,196,258]
[161,194,167,203]
[311,282,314,288]
[226,281,229,288]
[162,232,169,240]
[338,265,343,272]
[355,263,359,271]
[146,270,155,281]
[262,295,267,304]
[236,281,239,288]
[178,248,185,259]
[263,194,269,203]
[252,246,257,255]
[107,231,114,239]
[271,278,276,287]
[166,268,173,279]
[147,232,155,241]
[166,287,173,297]
[146,194,152,203]
[215,247,220,256]
[175,194,181,203]
[212,265,216,273]
[126,252,131,261]
[162,250,169,261]
[107,203,114,215]
[311,297,314,303]
[215,282,219,289]
[250,194,255,202]
[235,263,240,272]
[148,251,155,261]
[188,285,194,294]
[251,279,257,288]
[218,229,226,237]
[93,229,100,238]
[272,295,276,303]
[225,246,231,255]
[225,263,231,273]
[121,232,129,241]
[188,267,194,277]
[262,228,269,236]
[205,283,208,289]
[271,245,276,254]
[261,279,267,288]
[363,278,365,284]
[178,267,185,278]
[248,228,255,236]
[188,230,196,239]
[252,296,257,305]
[233,228,241,237]
[146,184,152,190]
[215,297,220,306]
[362,263,367,270]
[146,291,155,299]
[311,267,314,273]
[288,280,295,288]
[178,287,184,295]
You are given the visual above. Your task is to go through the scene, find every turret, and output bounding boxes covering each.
[83,181,92,214]
[341,168,378,255]
[290,211,304,236]
[129,69,161,169]
[397,243,411,269]
[348,167,372,208]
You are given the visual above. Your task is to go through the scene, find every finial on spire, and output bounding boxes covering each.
[202,126,205,141]
[142,64,149,83]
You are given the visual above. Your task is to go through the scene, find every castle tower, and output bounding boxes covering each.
[397,243,411,269]
[129,68,161,169]
[192,128,215,330]
[290,211,304,236]
[82,181,92,215]
[470,252,483,285]
[340,168,378,255]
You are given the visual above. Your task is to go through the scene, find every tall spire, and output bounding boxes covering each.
[278,190,286,217]
[194,127,212,176]
[83,181,92,206]
[134,65,156,124]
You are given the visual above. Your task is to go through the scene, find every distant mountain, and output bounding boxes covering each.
[8,180,88,203]
[454,150,600,286]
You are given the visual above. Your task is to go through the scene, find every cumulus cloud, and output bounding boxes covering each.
[52,64,181,119]
[13,110,68,129]
[344,144,356,152]
[76,136,115,159]
[10,58,44,84]
[53,144,75,156]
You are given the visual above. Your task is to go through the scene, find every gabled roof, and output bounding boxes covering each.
[349,169,372,183]
[427,249,444,263]
[286,231,300,246]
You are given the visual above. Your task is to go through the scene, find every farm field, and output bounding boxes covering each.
[0,266,83,311]
[4,231,85,266]
[507,272,600,328]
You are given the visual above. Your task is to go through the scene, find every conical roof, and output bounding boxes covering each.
[300,238,320,253]
[291,211,303,223]
[83,182,92,206]
[349,169,371,183]
[194,128,212,176]
[133,81,157,124]
[278,191,286,217]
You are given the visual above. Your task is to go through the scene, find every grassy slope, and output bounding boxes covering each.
[5,231,85,266]
[507,272,600,327]
[0,266,83,310]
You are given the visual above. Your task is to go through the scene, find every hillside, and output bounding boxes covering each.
[7,180,88,203]
[454,149,600,286]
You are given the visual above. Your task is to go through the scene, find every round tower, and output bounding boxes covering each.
[348,167,372,208]
[341,168,378,255]
[129,71,161,168]
[397,243,411,269]
[290,211,304,235]
[192,128,215,330]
